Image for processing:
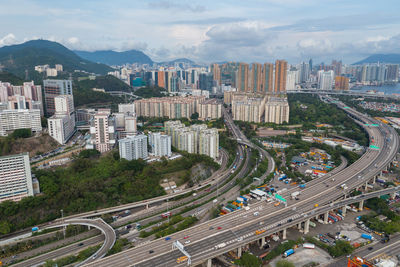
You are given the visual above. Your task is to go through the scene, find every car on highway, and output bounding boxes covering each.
[368,247,374,251]
[254,212,260,216]
[78,243,84,247]
[185,240,191,244]
[149,250,154,254]
[184,236,189,239]
[209,226,214,230]
[217,226,222,230]
[165,237,171,241]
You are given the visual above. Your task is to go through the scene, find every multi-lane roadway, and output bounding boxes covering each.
[83,98,399,267]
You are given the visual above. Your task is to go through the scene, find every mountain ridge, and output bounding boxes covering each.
[354,54,400,64]
[0,40,113,78]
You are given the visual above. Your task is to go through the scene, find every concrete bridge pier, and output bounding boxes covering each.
[391,192,396,199]
[206,258,212,267]
[146,204,149,209]
[342,206,347,217]
[238,246,242,258]
[282,229,287,240]
[297,223,302,230]
[359,199,364,211]
[323,211,329,224]
[260,237,266,249]
[372,176,376,184]
[365,181,369,192]
[304,219,310,234]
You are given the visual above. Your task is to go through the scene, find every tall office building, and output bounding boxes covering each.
[300,62,310,83]
[0,109,42,136]
[157,71,165,88]
[250,63,263,92]
[286,70,298,91]
[334,76,349,90]
[262,63,274,93]
[274,60,287,92]
[43,79,73,116]
[0,153,33,203]
[48,95,76,144]
[119,135,148,160]
[211,64,221,85]
[237,63,249,92]
[318,70,334,90]
[91,109,116,153]
[149,132,172,157]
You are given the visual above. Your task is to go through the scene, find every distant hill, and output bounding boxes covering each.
[160,58,195,65]
[75,50,153,66]
[354,54,400,65]
[0,40,113,78]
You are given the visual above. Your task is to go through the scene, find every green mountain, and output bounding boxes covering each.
[354,54,400,64]
[77,75,132,92]
[0,40,113,78]
[0,71,25,85]
[75,50,153,65]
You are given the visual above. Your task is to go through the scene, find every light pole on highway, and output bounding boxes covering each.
[167,199,170,223]
[61,209,66,239]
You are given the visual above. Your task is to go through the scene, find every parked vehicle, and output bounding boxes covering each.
[361,233,374,240]
[283,249,295,257]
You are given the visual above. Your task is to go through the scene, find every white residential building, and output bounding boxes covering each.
[0,153,33,203]
[119,135,148,160]
[265,97,290,124]
[118,103,135,115]
[149,132,171,157]
[318,70,334,90]
[199,128,219,159]
[0,109,42,136]
[91,109,116,153]
[48,95,76,144]
[286,70,298,91]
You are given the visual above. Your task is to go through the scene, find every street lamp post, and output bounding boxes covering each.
[61,209,66,239]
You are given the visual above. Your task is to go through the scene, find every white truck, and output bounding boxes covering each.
[215,242,227,249]
[291,191,300,199]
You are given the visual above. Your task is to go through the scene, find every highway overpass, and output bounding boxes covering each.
[82,98,399,267]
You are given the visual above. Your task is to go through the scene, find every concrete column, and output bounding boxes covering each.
[359,200,364,211]
[260,237,266,248]
[297,223,302,230]
[365,181,368,191]
[282,229,287,240]
[342,206,347,217]
[372,176,376,184]
[324,211,329,224]
[88,225,91,230]
[207,258,212,267]
[391,192,396,199]
[146,204,149,209]
[304,219,310,234]
[238,247,242,258]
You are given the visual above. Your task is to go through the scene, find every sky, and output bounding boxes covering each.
[1,0,400,64]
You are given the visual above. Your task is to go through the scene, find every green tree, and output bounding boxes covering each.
[0,221,11,234]
[190,112,199,120]
[277,260,295,267]
[235,252,262,267]
[11,128,32,138]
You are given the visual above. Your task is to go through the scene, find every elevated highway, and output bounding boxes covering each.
[83,99,400,267]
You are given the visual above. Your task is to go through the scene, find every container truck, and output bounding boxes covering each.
[361,233,374,240]
[283,249,294,257]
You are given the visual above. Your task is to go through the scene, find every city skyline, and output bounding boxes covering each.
[0,0,399,64]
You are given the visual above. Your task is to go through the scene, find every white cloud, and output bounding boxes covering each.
[0,33,17,47]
